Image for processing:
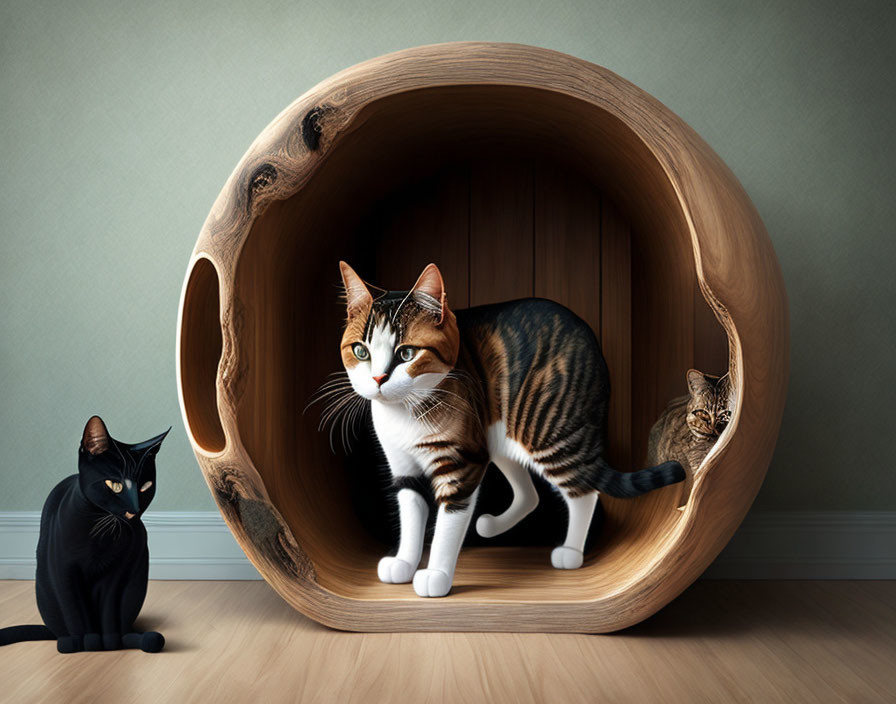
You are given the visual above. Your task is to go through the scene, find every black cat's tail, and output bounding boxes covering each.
[590,458,685,498]
[0,625,55,646]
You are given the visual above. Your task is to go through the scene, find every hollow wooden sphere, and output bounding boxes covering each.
[177,42,789,632]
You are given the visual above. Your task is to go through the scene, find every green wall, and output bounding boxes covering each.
[2,1,893,511]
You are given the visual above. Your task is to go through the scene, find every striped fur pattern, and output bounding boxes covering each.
[647,369,734,472]
[323,262,684,596]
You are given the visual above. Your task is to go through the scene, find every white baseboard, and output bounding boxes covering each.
[0,511,261,580]
[1,511,893,580]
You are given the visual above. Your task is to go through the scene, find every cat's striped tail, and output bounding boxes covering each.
[0,625,55,646]
[590,458,685,498]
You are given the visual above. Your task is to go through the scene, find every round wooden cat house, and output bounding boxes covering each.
[177,42,788,632]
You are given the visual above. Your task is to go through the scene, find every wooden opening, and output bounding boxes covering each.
[232,85,728,601]
[179,257,225,454]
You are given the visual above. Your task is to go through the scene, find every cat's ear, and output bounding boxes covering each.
[81,415,110,456]
[131,427,171,455]
[411,263,447,325]
[686,369,714,397]
[717,372,736,407]
[339,261,373,318]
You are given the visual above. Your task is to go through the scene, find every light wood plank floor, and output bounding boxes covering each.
[1,580,894,703]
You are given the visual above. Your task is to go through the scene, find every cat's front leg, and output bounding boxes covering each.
[413,487,480,598]
[378,483,429,584]
[53,566,101,650]
[377,448,427,584]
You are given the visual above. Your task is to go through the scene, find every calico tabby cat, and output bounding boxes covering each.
[646,369,734,472]
[324,262,684,598]
[0,416,168,652]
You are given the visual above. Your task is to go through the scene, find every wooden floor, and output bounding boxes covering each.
[1,580,894,703]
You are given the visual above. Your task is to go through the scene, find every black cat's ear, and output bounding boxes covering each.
[131,427,172,455]
[81,416,110,456]
[339,261,373,318]
[410,263,447,325]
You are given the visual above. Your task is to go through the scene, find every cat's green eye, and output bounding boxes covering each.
[140,481,153,492]
[352,343,370,361]
[398,347,417,363]
[105,480,123,494]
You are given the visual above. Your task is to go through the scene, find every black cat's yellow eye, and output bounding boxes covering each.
[352,343,370,361]
[140,481,153,492]
[105,480,123,493]
[398,347,417,363]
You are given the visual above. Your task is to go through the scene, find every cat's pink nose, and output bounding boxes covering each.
[372,374,389,386]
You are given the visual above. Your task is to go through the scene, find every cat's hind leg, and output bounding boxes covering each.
[475,457,539,538]
[551,490,598,569]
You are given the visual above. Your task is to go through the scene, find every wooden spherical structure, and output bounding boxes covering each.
[177,42,788,632]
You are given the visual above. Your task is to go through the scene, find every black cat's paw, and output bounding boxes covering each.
[57,635,82,653]
[141,631,164,653]
[83,633,103,651]
[102,633,122,650]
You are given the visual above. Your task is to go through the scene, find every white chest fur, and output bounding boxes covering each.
[370,400,433,475]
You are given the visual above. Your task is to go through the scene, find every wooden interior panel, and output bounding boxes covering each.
[533,159,601,334]
[370,163,471,305]
[600,199,633,472]
[470,159,535,305]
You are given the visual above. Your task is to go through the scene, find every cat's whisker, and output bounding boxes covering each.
[318,394,357,429]
[305,381,355,414]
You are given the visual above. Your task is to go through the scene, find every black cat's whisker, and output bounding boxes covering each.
[89,514,109,537]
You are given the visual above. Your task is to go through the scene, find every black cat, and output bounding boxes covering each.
[0,416,169,653]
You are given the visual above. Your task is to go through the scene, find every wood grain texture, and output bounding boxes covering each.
[599,198,632,472]
[370,163,471,308]
[534,160,601,334]
[2,580,894,704]
[175,41,789,632]
[470,158,534,305]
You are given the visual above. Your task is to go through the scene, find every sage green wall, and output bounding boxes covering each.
[2,1,893,511]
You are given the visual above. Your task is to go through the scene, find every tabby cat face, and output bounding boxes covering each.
[338,262,459,403]
[77,416,168,520]
[685,370,734,439]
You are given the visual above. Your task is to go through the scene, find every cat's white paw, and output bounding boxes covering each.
[551,546,584,569]
[413,568,452,597]
[475,513,501,538]
[377,556,416,584]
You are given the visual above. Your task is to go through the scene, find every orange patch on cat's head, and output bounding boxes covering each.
[403,305,459,373]
[403,263,459,371]
[338,261,374,369]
